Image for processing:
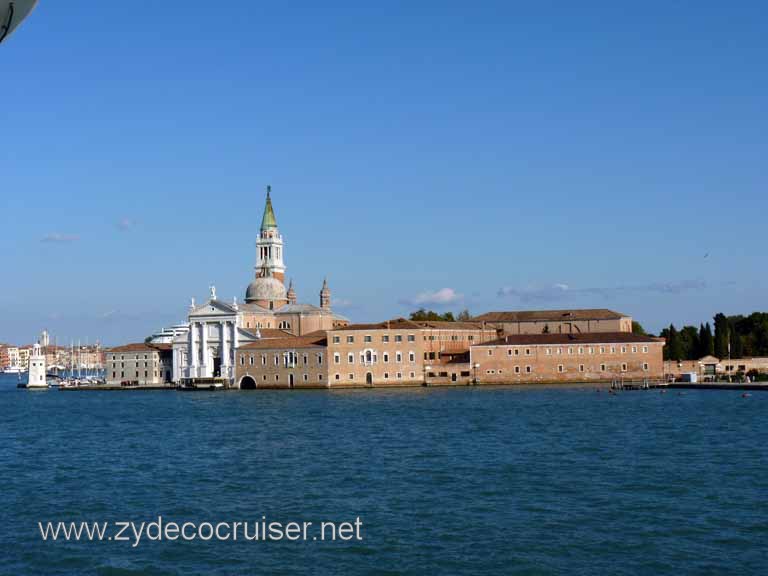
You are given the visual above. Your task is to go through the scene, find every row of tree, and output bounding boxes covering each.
[661,312,768,361]
[409,308,471,322]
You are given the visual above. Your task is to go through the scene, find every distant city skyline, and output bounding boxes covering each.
[2,1,766,345]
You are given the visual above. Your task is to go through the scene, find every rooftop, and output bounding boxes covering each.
[476,332,663,347]
[107,343,172,353]
[473,309,629,322]
[238,331,328,350]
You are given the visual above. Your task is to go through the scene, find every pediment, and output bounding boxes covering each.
[189,299,238,318]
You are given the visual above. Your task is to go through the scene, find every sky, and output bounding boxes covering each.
[1,1,767,345]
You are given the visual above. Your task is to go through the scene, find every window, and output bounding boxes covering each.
[558,365,565,373]
[347,353,354,364]
[507,349,513,356]
[525,366,532,374]
[347,336,354,344]
[486,370,495,375]
[275,374,279,381]
[261,355,266,366]
[643,363,649,371]
[545,348,551,355]
[568,347,573,355]
[396,372,403,379]
[579,364,585,372]
[240,357,245,366]
[599,346,605,354]
[364,335,372,343]
[335,373,340,380]
[525,348,531,356]
[395,335,403,343]
[621,346,627,354]
[384,372,389,379]
[348,374,354,380]
[600,364,606,372]
[333,336,340,344]
[263,375,267,381]
[514,366,520,374]
[407,335,415,342]
[319,374,323,381]
[409,372,415,378]
[274,355,278,366]
[642,346,648,353]
[317,354,323,365]
[408,352,415,362]
[588,347,594,354]
[488,349,493,356]
[631,346,638,353]
[334,353,340,364]
[514,348,520,356]
[382,335,390,343]
[610,346,616,353]
[383,352,389,363]
[621,363,628,372]
[396,352,402,363]
[557,347,562,355]
[303,374,308,381]
[578,347,584,355]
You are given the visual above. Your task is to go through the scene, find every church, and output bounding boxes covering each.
[171,187,348,387]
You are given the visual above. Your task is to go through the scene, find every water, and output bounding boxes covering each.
[1,374,767,575]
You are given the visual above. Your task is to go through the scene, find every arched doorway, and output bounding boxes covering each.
[240,376,257,390]
[366,372,373,386]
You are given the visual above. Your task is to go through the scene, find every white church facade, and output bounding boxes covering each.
[170,187,348,388]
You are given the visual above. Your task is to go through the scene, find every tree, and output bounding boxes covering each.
[679,326,700,360]
[457,309,471,322]
[699,323,714,357]
[665,324,683,361]
[632,321,647,336]
[409,309,455,322]
[713,313,729,359]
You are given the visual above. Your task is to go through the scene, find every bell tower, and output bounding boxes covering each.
[255,185,286,284]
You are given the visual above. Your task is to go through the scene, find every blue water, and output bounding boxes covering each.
[1,374,767,575]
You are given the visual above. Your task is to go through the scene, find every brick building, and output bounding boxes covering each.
[106,343,173,387]
[470,332,664,384]
[473,309,632,335]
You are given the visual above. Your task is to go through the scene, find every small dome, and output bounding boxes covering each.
[245,276,287,303]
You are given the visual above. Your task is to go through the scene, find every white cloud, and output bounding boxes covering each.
[116,217,136,231]
[406,287,464,307]
[41,233,80,243]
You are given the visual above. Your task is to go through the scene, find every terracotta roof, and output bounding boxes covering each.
[107,343,171,353]
[414,320,496,330]
[475,332,663,347]
[473,309,629,322]
[332,318,422,331]
[257,329,295,339]
[239,331,328,350]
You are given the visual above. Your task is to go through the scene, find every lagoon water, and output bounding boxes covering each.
[1,374,767,575]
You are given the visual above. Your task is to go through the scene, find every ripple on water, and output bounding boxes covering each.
[1,379,767,575]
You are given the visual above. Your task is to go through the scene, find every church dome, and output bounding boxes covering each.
[245,276,287,304]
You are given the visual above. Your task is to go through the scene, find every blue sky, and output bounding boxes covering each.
[1,1,766,345]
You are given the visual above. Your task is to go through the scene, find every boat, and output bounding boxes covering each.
[3,366,25,374]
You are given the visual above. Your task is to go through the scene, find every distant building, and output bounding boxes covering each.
[233,319,500,389]
[664,355,768,380]
[105,343,173,387]
[0,345,9,369]
[175,187,348,387]
[470,333,664,384]
[473,309,632,335]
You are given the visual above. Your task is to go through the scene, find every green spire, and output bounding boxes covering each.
[260,185,278,231]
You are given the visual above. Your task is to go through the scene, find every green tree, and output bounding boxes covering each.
[679,326,700,360]
[456,309,471,322]
[664,324,683,361]
[713,313,729,359]
[409,309,456,322]
[699,322,714,357]
[632,321,648,336]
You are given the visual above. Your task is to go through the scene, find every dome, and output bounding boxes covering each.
[245,276,287,303]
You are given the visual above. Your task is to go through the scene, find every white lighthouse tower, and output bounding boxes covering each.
[26,340,48,389]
